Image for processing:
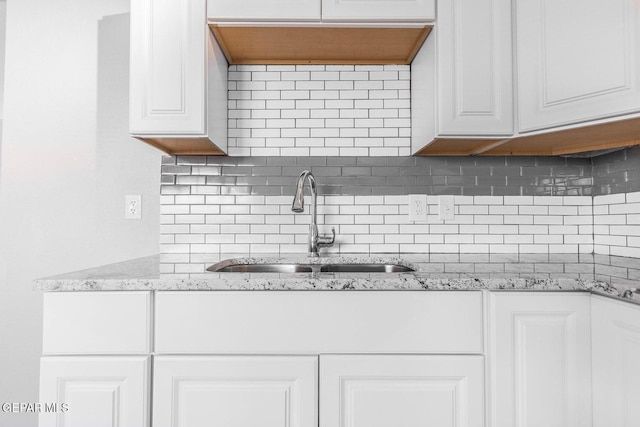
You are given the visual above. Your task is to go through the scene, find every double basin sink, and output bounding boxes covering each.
[208,263,414,273]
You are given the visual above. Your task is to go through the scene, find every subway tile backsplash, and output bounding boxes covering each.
[226,65,411,157]
[160,155,601,262]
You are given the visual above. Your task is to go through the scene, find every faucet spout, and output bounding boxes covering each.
[291,170,335,256]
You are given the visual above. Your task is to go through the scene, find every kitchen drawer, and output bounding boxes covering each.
[155,291,484,354]
[42,292,152,355]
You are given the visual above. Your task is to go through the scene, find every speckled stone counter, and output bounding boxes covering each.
[33,253,640,304]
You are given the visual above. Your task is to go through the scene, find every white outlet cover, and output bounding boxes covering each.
[125,194,142,220]
[438,195,455,221]
[409,194,428,222]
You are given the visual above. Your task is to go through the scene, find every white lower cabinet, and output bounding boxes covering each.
[489,292,592,427]
[41,290,640,426]
[592,295,640,427]
[152,354,483,427]
[38,356,150,427]
[321,355,485,427]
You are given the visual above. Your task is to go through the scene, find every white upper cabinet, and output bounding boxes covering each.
[207,0,321,21]
[322,0,435,21]
[411,0,513,154]
[436,0,513,136]
[516,0,640,132]
[130,0,228,154]
[489,292,592,427]
[130,0,207,135]
[592,296,640,427]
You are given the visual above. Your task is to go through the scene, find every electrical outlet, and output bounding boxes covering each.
[125,195,142,220]
[438,195,455,221]
[409,194,428,222]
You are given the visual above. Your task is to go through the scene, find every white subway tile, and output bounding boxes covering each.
[311,71,339,80]
[325,80,354,90]
[340,147,368,156]
[594,193,626,205]
[252,71,281,80]
[627,191,640,203]
[219,224,250,234]
[370,244,400,253]
[370,147,399,156]
[310,147,340,156]
[610,203,640,214]
[355,80,384,90]
[311,109,340,119]
[340,90,369,99]
[236,234,265,244]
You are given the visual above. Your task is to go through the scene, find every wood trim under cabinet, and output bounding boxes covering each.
[134,136,226,155]
[416,116,640,156]
[209,25,432,65]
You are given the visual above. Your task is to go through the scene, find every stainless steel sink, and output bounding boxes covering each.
[319,264,413,273]
[210,264,315,273]
[209,263,414,273]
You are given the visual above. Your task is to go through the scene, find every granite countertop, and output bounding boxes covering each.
[32,253,640,304]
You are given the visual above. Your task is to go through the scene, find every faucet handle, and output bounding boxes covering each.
[318,227,336,248]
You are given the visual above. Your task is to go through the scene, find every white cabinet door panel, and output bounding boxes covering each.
[322,0,435,21]
[592,295,640,427]
[208,0,321,21]
[490,292,592,427]
[153,356,317,427]
[437,0,513,136]
[130,0,207,135]
[39,356,150,427]
[321,355,484,427]
[517,0,640,131]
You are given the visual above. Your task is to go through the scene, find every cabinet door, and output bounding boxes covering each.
[489,292,591,427]
[153,356,317,427]
[39,356,150,427]
[207,0,321,21]
[592,295,640,427]
[322,0,435,21]
[436,0,513,136]
[130,0,207,135]
[320,355,484,427]
[516,0,640,132]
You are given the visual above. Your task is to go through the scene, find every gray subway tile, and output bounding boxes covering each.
[461,166,491,176]
[310,166,342,176]
[221,186,251,195]
[206,176,237,185]
[446,175,476,186]
[326,157,357,166]
[251,185,284,196]
[386,157,416,167]
[356,157,387,166]
[176,155,207,165]
[296,157,327,166]
[492,186,522,196]
[161,165,192,175]
[221,166,253,176]
[387,175,416,186]
[252,166,283,176]
[342,167,372,176]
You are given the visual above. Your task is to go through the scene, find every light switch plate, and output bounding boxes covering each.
[438,195,455,221]
[409,194,428,222]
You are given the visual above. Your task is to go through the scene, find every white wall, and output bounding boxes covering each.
[0,1,161,425]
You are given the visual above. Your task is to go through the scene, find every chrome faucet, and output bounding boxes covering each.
[291,170,335,256]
